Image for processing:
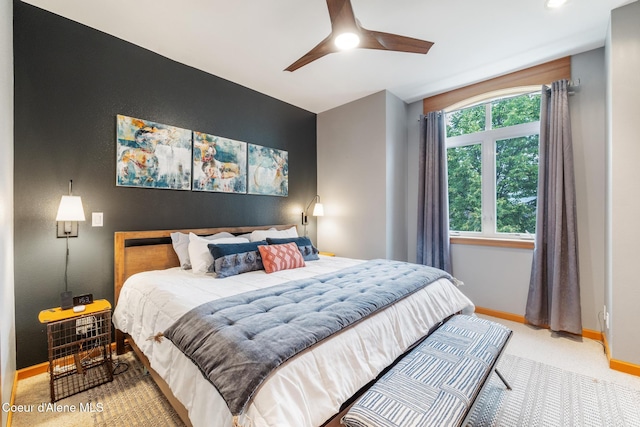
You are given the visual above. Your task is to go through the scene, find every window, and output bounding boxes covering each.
[446,92,541,238]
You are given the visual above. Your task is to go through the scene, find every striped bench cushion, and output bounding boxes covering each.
[342,315,511,427]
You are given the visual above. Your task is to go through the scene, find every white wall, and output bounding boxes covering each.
[318,91,387,259]
[385,92,408,261]
[406,101,422,264]
[607,0,640,365]
[317,90,409,260]
[405,49,607,332]
[451,245,532,312]
[1,0,16,423]
[604,5,614,357]
[571,48,607,334]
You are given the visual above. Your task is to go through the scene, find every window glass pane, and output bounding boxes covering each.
[495,135,539,234]
[447,144,482,232]
[491,93,541,129]
[446,105,486,138]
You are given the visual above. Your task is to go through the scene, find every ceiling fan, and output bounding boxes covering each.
[285,0,434,72]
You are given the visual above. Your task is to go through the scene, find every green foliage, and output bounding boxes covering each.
[447,145,482,232]
[492,93,541,128]
[446,93,541,234]
[446,105,485,138]
[495,136,538,233]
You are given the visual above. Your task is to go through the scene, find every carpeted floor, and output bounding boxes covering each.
[10,323,640,427]
[467,354,640,426]
[10,352,184,427]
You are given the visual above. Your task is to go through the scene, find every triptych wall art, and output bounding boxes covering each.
[116,115,288,196]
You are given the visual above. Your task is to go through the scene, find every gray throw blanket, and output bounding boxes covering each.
[163,259,451,417]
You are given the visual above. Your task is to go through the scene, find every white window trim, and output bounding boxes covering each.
[447,120,540,240]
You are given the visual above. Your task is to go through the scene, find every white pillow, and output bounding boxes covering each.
[170,231,235,269]
[249,226,298,242]
[188,233,250,274]
[170,232,190,269]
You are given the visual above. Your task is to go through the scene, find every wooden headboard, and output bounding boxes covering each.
[113,224,297,305]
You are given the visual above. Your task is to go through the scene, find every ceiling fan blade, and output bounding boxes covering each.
[361,29,434,54]
[326,0,359,33]
[284,35,337,72]
[285,0,434,71]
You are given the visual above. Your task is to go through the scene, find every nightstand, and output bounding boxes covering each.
[319,251,335,257]
[38,299,113,402]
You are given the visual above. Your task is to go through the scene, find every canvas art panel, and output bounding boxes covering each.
[116,115,192,190]
[192,131,247,193]
[248,144,288,197]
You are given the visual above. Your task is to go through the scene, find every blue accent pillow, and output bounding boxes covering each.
[208,241,267,278]
[266,237,320,261]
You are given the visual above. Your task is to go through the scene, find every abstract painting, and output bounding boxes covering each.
[248,144,288,196]
[116,115,192,190]
[192,131,247,193]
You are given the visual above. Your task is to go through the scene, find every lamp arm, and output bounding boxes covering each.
[64,235,70,292]
[305,195,320,213]
[302,195,321,225]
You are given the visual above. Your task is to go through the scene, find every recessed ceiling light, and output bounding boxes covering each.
[546,0,568,8]
[335,32,360,50]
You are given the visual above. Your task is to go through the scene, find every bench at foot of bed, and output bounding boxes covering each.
[341,314,512,427]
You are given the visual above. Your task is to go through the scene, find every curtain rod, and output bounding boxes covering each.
[544,78,580,94]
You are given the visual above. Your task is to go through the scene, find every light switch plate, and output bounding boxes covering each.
[92,212,103,227]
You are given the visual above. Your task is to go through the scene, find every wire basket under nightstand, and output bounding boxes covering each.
[40,301,114,402]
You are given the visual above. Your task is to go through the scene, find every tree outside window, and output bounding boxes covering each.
[446,92,540,237]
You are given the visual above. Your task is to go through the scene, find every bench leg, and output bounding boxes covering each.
[494,368,512,390]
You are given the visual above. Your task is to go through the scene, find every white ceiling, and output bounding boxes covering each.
[23,0,634,113]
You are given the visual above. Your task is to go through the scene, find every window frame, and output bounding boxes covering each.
[446,101,540,240]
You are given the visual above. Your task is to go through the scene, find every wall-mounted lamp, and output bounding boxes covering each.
[56,180,85,309]
[56,180,85,238]
[302,195,324,225]
[302,195,324,236]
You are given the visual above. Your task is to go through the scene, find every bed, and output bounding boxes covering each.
[112,225,475,427]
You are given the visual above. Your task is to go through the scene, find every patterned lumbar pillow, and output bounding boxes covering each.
[258,242,306,274]
[208,240,267,278]
[266,236,320,261]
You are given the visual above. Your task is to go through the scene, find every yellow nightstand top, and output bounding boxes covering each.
[319,251,335,257]
[38,299,111,324]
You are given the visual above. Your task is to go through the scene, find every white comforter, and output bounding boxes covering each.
[113,256,474,427]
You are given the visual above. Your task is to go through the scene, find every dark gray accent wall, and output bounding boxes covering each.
[13,1,317,368]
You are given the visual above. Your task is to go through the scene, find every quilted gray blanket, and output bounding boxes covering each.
[163,259,451,416]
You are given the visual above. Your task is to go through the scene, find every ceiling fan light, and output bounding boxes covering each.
[545,0,568,8]
[335,32,360,50]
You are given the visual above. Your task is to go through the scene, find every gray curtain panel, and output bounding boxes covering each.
[417,112,452,273]
[525,80,582,335]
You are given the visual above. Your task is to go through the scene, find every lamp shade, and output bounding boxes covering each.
[312,203,324,217]
[55,196,86,221]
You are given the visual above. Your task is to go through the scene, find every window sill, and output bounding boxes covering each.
[450,236,534,249]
